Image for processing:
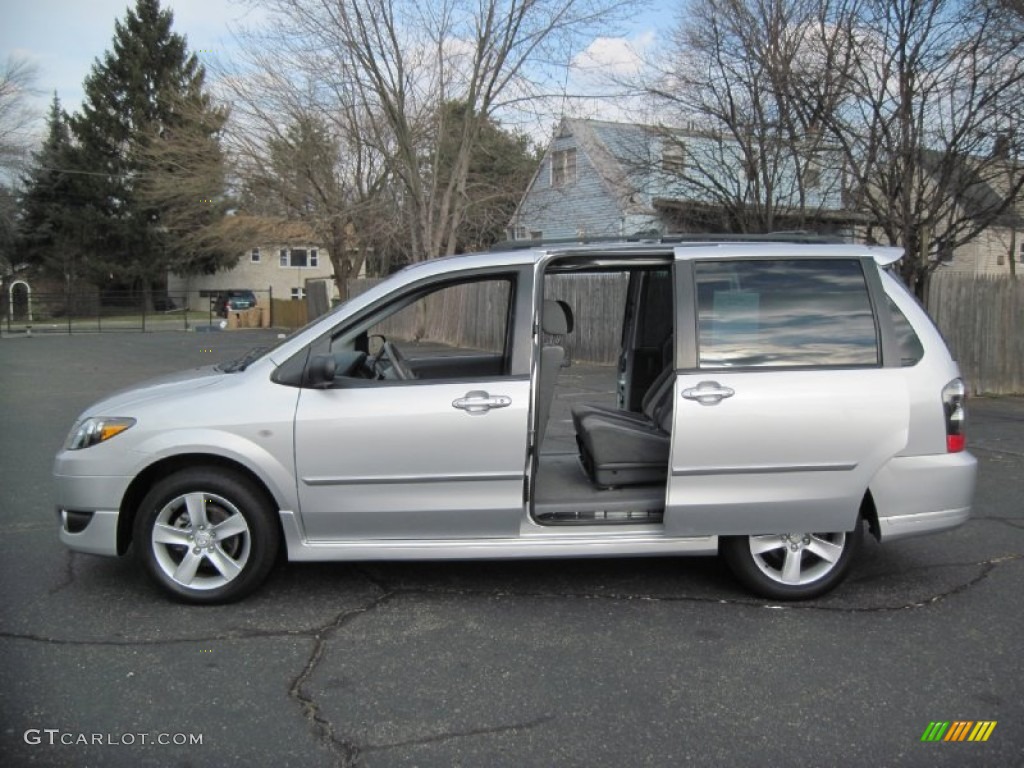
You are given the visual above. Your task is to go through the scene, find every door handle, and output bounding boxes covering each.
[681,381,735,405]
[452,390,512,414]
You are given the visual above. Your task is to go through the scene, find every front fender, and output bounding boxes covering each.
[128,427,297,512]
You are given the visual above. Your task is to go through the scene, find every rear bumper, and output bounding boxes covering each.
[871,452,977,542]
[878,506,971,541]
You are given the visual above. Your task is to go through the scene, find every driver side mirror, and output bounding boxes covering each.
[307,354,337,389]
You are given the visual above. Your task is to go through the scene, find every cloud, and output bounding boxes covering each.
[572,31,655,78]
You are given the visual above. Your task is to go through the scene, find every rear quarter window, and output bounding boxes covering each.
[695,259,879,368]
[888,297,924,366]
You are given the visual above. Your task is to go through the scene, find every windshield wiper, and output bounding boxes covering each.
[217,346,267,373]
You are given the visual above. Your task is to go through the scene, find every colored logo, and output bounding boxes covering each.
[921,721,996,742]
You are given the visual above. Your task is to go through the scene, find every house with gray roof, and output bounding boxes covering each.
[508,117,864,243]
[510,117,1020,276]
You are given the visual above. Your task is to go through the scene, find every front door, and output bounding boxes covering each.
[665,252,910,536]
[292,271,533,541]
[294,378,530,541]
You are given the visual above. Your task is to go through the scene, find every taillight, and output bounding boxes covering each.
[942,378,966,452]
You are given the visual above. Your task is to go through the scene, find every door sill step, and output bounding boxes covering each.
[533,508,664,525]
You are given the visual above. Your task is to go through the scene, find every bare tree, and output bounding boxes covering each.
[809,0,1024,294]
[237,0,636,260]
[221,46,403,298]
[628,0,1024,292]
[0,57,39,281]
[0,56,39,178]
[134,92,253,278]
[634,0,853,234]
[241,109,397,298]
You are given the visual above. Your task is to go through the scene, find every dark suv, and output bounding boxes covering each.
[214,290,258,317]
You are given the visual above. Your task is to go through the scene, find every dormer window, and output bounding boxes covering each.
[552,148,577,188]
[662,142,686,174]
[803,157,822,189]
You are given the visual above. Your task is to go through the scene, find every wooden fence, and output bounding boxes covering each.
[927,273,1023,395]
[272,298,308,329]
[546,274,629,364]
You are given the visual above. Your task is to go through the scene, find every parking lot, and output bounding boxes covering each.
[1,330,1022,767]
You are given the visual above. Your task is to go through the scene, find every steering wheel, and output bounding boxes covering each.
[366,335,389,377]
[367,337,414,380]
[381,340,414,380]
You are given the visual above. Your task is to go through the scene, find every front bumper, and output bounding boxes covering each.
[56,507,121,555]
[54,471,133,556]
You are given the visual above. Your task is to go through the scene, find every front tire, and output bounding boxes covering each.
[133,469,280,604]
[721,522,863,600]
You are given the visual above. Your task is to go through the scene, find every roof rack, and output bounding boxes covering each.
[491,231,847,251]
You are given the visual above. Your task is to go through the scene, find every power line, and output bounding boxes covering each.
[26,166,119,178]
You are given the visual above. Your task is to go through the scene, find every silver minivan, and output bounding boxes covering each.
[55,240,978,602]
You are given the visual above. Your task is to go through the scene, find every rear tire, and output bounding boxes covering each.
[721,521,863,600]
[133,469,279,604]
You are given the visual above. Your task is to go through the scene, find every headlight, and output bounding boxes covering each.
[65,417,136,450]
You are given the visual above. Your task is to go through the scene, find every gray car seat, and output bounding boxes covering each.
[576,369,673,488]
[536,299,574,448]
[570,336,674,436]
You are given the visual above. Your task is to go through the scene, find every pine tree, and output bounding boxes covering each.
[18,94,85,288]
[0,183,19,276]
[68,0,234,305]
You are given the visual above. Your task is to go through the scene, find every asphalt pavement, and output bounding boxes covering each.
[0,330,1021,767]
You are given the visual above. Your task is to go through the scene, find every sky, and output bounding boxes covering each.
[1,0,261,114]
[0,0,674,142]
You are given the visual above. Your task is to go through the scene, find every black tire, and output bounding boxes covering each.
[133,469,280,604]
[721,521,863,600]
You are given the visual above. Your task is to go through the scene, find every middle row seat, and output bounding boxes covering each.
[570,363,675,437]
[575,370,675,488]
[570,336,675,435]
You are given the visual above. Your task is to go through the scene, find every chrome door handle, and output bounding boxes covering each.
[681,381,735,405]
[452,390,512,414]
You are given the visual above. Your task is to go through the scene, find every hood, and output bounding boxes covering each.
[84,365,229,416]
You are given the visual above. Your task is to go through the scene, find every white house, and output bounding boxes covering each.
[167,245,340,310]
[937,168,1023,276]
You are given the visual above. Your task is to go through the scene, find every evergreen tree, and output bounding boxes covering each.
[68,0,234,303]
[0,183,18,276]
[18,95,86,287]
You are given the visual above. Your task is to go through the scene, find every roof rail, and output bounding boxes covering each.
[490,232,662,251]
[491,231,847,251]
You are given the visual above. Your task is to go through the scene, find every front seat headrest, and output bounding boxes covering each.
[543,299,574,335]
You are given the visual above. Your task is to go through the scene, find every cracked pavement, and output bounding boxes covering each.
[1,333,1022,767]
